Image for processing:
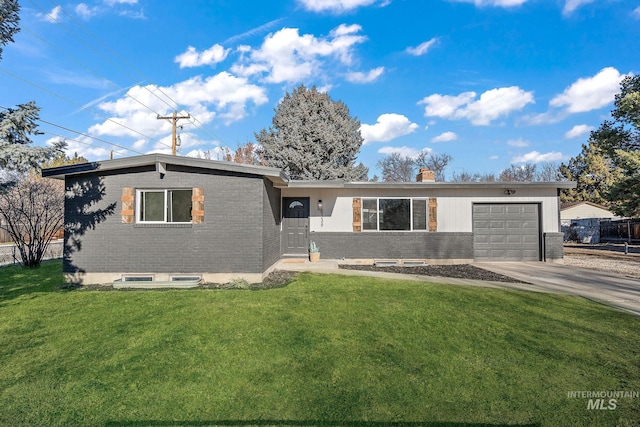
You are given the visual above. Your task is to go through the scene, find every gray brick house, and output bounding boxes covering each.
[43,154,574,285]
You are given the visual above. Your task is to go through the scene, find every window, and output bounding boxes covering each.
[137,189,192,223]
[361,198,429,231]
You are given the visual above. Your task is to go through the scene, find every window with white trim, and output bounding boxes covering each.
[137,189,192,223]
[361,198,429,231]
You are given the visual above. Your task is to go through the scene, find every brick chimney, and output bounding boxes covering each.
[416,168,435,182]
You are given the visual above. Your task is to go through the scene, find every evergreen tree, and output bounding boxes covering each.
[256,85,368,180]
[0,102,65,173]
[586,75,640,216]
[559,142,622,206]
[0,0,20,61]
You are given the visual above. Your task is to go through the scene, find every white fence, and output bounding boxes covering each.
[0,240,63,266]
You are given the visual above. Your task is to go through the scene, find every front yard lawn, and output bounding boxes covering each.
[0,260,639,426]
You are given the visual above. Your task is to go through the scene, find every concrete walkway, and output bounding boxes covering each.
[274,259,640,317]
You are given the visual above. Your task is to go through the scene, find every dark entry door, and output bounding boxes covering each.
[282,197,310,255]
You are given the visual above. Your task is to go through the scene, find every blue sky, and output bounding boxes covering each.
[1,0,639,178]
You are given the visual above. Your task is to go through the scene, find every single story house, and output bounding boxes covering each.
[560,201,620,223]
[43,154,575,285]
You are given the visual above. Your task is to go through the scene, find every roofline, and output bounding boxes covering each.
[560,200,612,211]
[280,180,577,189]
[42,153,290,185]
[42,154,576,190]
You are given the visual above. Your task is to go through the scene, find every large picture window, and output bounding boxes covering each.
[137,189,192,223]
[361,198,428,231]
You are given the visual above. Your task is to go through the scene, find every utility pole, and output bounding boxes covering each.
[157,111,190,155]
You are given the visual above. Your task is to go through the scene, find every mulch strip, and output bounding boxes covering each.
[339,264,530,284]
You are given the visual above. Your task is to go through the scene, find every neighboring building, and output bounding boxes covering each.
[43,154,575,285]
[560,201,622,244]
[560,201,619,223]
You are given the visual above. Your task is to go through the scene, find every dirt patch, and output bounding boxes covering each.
[564,245,640,279]
[200,270,298,290]
[339,264,529,283]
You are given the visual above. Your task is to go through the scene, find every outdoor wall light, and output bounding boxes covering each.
[317,200,323,210]
[504,189,516,195]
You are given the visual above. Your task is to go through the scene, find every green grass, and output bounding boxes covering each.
[1,260,639,426]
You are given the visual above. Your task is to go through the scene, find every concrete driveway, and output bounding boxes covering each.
[476,262,640,317]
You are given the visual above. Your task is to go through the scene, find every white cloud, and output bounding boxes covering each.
[75,0,142,19]
[419,86,534,125]
[512,151,565,163]
[231,25,367,84]
[361,114,419,144]
[297,0,387,13]
[175,44,230,68]
[378,146,431,159]
[345,67,384,83]
[75,4,98,19]
[562,0,594,16]
[406,38,438,56]
[507,138,529,147]
[39,5,63,22]
[565,124,594,139]
[431,131,457,143]
[89,72,268,140]
[550,67,626,113]
[105,0,138,5]
[449,0,527,7]
[634,6,640,19]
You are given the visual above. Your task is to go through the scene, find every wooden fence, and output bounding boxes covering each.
[600,219,640,244]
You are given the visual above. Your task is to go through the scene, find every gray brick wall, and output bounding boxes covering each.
[309,232,474,260]
[544,232,564,260]
[262,179,281,270]
[64,164,276,275]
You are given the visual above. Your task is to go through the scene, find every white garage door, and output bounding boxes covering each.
[473,204,540,261]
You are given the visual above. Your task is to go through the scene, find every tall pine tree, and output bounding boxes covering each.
[256,85,368,180]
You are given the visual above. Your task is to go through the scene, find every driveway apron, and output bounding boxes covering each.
[475,262,640,317]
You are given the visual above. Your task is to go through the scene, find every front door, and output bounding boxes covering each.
[282,197,310,255]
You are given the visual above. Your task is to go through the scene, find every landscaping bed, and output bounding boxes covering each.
[339,263,530,283]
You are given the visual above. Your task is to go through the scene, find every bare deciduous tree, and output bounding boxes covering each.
[0,176,64,267]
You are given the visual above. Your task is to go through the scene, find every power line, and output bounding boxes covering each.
[42,0,227,145]
[39,130,130,157]
[0,104,144,155]
[15,1,226,154]
[0,67,172,149]
[37,118,145,155]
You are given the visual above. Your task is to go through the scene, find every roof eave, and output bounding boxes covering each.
[42,153,290,184]
[283,180,576,189]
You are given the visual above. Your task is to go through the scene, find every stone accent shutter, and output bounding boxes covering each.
[192,188,205,224]
[352,198,361,232]
[428,197,438,232]
[121,187,135,223]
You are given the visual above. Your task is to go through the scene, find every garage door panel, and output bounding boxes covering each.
[473,204,540,261]
[506,235,523,244]
[491,235,506,244]
[473,235,490,244]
